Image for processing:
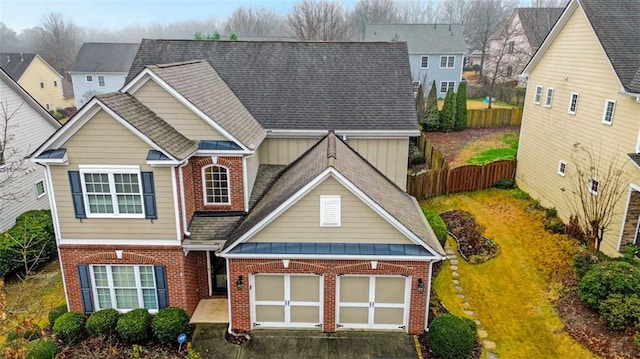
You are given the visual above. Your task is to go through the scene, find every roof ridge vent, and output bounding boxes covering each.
[327,130,337,165]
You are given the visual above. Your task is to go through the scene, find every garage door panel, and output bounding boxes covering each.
[339,276,369,303]
[290,306,320,323]
[290,276,320,302]
[340,307,369,324]
[255,275,284,301]
[255,305,285,322]
[375,277,406,304]
[374,308,404,325]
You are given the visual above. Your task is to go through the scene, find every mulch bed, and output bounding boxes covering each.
[440,210,499,263]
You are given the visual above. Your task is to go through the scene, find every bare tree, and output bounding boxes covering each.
[351,0,398,40]
[440,0,468,23]
[564,143,630,252]
[397,0,441,24]
[224,7,286,37]
[0,100,27,216]
[34,13,83,73]
[0,22,20,53]
[287,0,350,41]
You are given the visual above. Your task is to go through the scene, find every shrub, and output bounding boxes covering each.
[6,322,42,342]
[462,316,478,337]
[25,338,58,359]
[572,250,606,280]
[0,210,55,277]
[427,314,475,359]
[439,90,456,132]
[48,305,68,328]
[152,307,190,344]
[117,308,151,343]
[454,81,467,131]
[599,294,640,330]
[566,215,586,244]
[86,308,120,337]
[408,144,426,166]
[422,209,447,247]
[544,217,566,234]
[52,311,85,344]
[578,261,640,308]
[493,178,516,189]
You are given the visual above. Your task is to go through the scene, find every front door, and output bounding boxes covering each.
[209,252,227,296]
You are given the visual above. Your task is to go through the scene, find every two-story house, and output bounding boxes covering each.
[69,43,139,108]
[365,24,466,97]
[0,53,75,112]
[31,40,445,335]
[1,67,61,231]
[516,0,640,256]
[486,7,563,85]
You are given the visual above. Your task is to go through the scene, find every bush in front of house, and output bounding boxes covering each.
[25,338,59,359]
[572,250,606,280]
[427,314,475,359]
[492,178,516,189]
[599,294,640,330]
[422,209,447,247]
[0,210,55,277]
[578,261,640,309]
[52,311,85,344]
[48,305,68,328]
[86,308,120,337]
[152,307,190,344]
[116,308,151,343]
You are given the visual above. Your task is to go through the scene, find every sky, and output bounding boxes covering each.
[0,0,358,32]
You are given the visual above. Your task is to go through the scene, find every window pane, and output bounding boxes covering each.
[93,266,108,287]
[112,266,136,287]
[88,194,113,213]
[117,195,143,214]
[204,166,229,203]
[143,289,158,310]
[96,288,112,309]
[85,173,110,193]
[139,266,155,287]
[115,289,138,309]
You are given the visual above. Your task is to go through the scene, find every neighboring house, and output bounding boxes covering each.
[69,43,139,108]
[31,40,446,335]
[517,0,640,256]
[365,24,466,97]
[0,53,75,111]
[0,68,61,231]
[486,7,563,85]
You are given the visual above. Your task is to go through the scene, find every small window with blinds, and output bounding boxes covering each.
[320,195,341,227]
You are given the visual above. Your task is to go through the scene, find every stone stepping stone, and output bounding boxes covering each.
[452,279,459,285]
[450,265,458,271]
[456,294,466,299]
[445,249,456,255]
[477,330,488,339]
[454,285,464,292]
[462,302,471,308]
[487,351,499,359]
[474,320,482,326]
[450,259,458,265]
[451,272,459,277]
[464,310,474,316]
[483,341,497,350]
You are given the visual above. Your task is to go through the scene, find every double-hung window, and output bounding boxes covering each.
[589,178,599,195]
[91,265,158,311]
[79,165,144,217]
[440,56,455,69]
[568,93,579,115]
[86,75,93,83]
[203,165,230,204]
[602,99,615,125]
[545,87,554,107]
[440,81,455,94]
[421,56,429,68]
[534,85,543,104]
[98,75,105,87]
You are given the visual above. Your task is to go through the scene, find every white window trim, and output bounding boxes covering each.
[567,92,579,115]
[85,75,94,83]
[201,164,231,206]
[545,87,554,108]
[589,178,599,195]
[534,85,543,104]
[320,195,341,227]
[98,75,106,88]
[35,179,46,198]
[420,56,429,69]
[439,81,455,94]
[439,55,455,69]
[90,264,158,313]
[78,165,144,218]
[557,161,567,177]
[602,99,616,125]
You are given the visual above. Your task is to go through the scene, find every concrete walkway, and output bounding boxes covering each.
[445,244,499,359]
[192,323,418,359]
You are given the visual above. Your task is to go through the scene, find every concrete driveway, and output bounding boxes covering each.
[192,324,418,359]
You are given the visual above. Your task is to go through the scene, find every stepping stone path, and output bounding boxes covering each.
[444,244,499,358]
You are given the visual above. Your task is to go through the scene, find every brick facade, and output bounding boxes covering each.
[228,258,431,335]
[59,245,208,316]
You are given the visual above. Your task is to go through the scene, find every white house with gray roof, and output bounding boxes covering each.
[365,24,466,97]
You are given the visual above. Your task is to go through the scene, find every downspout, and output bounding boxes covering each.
[225,258,251,340]
[424,259,438,332]
[178,159,190,236]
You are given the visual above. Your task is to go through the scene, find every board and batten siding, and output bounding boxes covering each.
[50,109,178,241]
[347,138,409,191]
[132,80,225,141]
[248,176,412,244]
[258,137,322,165]
[0,79,59,231]
[516,5,640,256]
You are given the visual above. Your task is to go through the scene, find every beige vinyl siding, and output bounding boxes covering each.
[258,137,322,165]
[347,138,409,190]
[133,80,226,141]
[51,109,177,240]
[516,5,640,256]
[249,176,412,244]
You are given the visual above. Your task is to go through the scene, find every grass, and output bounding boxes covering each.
[438,98,522,110]
[424,189,599,359]
[467,133,518,165]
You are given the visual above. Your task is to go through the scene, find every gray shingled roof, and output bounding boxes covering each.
[71,43,139,73]
[127,40,418,131]
[579,0,640,93]
[147,61,266,150]
[96,92,197,159]
[364,24,466,54]
[515,8,563,49]
[0,53,36,80]
[224,133,445,256]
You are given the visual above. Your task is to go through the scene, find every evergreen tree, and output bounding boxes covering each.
[423,81,440,132]
[415,84,426,130]
[454,81,468,131]
[440,89,456,133]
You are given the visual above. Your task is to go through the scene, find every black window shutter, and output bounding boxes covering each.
[141,172,157,219]
[68,171,86,219]
[77,264,94,314]
[154,265,168,309]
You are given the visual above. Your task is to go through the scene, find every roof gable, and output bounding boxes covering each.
[0,68,61,129]
[514,7,563,49]
[0,53,36,80]
[70,43,139,73]
[127,40,419,132]
[364,24,466,54]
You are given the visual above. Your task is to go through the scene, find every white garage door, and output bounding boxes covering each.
[251,274,323,329]
[336,275,409,330]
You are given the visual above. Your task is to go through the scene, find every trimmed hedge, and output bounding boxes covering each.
[0,210,55,277]
[86,308,120,337]
[572,251,606,280]
[25,338,59,359]
[152,307,190,344]
[427,314,475,359]
[599,294,640,330]
[117,308,151,343]
[578,261,640,309]
[52,311,85,344]
[48,305,68,328]
[422,209,447,247]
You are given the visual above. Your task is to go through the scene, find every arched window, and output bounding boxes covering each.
[203,165,230,204]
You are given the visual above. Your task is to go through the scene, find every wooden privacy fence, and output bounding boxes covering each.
[466,108,523,128]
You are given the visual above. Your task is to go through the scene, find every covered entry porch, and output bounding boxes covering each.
[620,184,640,251]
